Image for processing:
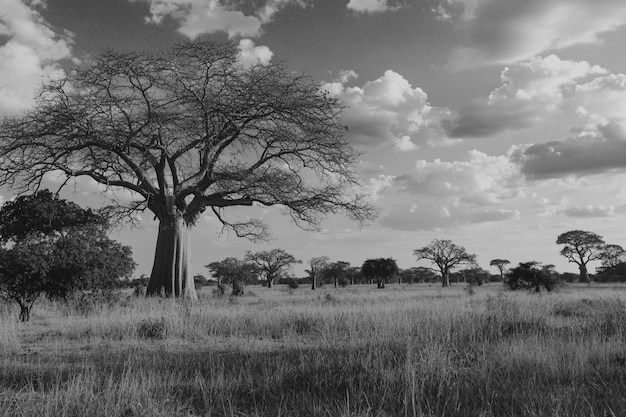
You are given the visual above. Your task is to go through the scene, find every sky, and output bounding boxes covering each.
[2,0,626,278]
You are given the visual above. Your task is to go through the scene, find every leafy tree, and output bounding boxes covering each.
[0,239,51,321]
[400,267,438,284]
[0,191,135,321]
[324,261,351,288]
[600,244,626,269]
[244,249,300,288]
[307,256,329,290]
[0,40,376,300]
[413,239,476,287]
[489,259,510,281]
[454,267,490,285]
[505,262,558,292]
[556,230,605,283]
[206,257,257,296]
[361,258,399,289]
[346,266,363,285]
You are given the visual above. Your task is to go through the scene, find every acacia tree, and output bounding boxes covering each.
[414,239,476,287]
[244,248,301,288]
[361,258,399,289]
[556,230,605,283]
[489,259,510,281]
[0,40,376,300]
[324,261,351,288]
[308,256,329,290]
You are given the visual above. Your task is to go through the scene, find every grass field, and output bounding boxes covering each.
[2,283,626,416]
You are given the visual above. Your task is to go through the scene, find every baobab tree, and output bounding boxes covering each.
[414,239,476,287]
[489,259,510,281]
[556,230,605,283]
[0,40,375,300]
[244,249,301,288]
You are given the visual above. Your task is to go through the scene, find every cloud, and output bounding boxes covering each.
[381,203,519,231]
[395,150,521,197]
[560,205,616,218]
[237,39,273,67]
[137,0,304,38]
[379,150,522,230]
[0,0,73,114]
[347,0,398,13]
[364,175,395,201]
[510,120,626,179]
[443,0,626,70]
[444,55,607,138]
[322,70,452,149]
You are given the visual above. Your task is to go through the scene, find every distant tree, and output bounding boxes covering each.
[0,191,135,321]
[0,40,376,300]
[556,230,605,283]
[413,239,476,287]
[324,261,351,288]
[455,267,490,285]
[505,262,558,292]
[596,262,626,283]
[308,256,330,290]
[600,244,626,269]
[206,257,258,296]
[245,249,301,288]
[361,258,399,289]
[489,259,511,281]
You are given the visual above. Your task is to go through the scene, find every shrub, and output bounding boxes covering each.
[136,318,166,340]
[505,262,559,292]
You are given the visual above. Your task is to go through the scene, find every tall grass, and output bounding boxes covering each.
[2,284,626,416]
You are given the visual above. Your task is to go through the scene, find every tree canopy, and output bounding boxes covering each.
[556,230,605,283]
[0,40,376,300]
[206,257,258,296]
[244,248,300,288]
[414,239,476,287]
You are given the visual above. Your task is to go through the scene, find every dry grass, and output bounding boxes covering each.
[1,283,626,416]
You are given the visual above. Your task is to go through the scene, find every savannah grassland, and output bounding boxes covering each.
[1,284,626,417]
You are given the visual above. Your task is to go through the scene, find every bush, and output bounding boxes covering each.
[136,318,166,340]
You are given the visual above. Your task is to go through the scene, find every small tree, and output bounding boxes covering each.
[0,191,135,320]
[361,258,399,289]
[206,257,257,296]
[505,262,558,292]
[414,239,476,287]
[308,256,330,290]
[244,249,301,288]
[556,230,605,283]
[0,240,51,321]
[324,261,351,288]
[456,267,490,285]
[600,244,626,269]
[489,259,510,281]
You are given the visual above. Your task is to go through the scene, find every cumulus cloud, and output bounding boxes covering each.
[137,0,305,38]
[237,39,273,67]
[322,70,452,149]
[395,150,521,197]
[444,55,607,138]
[443,0,626,70]
[380,150,522,230]
[347,0,398,13]
[510,120,626,179]
[0,0,73,114]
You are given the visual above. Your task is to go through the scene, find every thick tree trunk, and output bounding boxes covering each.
[146,216,198,300]
[267,278,273,288]
[442,271,450,287]
[579,264,591,284]
[311,273,316,290]
[18,303,31,322]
